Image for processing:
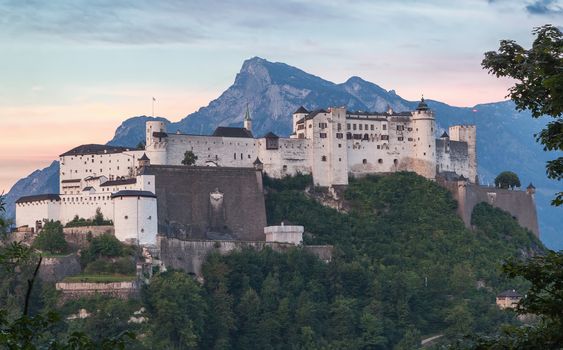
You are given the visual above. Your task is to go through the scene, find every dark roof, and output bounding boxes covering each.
[416,97,430,111]
[152,131,168,138]
[307,109,328,119]
[139,153,150,161]
[497,289,521,298]
[84,176,105,181]
[16,194,60,204]
[527,183,536,189]
[60,144,131,157]
[263,132,279,139]
[212,126,254,138]
[294,106,309,114]
[111,190,156,199]
[100,178,137,187]
[82,186,94,191]
[61,179,81,183]
[441,132,449,138]
[253,157,263,165]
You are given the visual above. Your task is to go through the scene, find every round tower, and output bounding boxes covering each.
[411,97,436,179]
[145,121,168,165]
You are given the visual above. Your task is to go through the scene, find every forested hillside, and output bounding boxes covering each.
[2,173,544,349]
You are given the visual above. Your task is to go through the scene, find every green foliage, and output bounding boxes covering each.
[32,221,68,255]
[263,172,313,192]
[494,171,521,189]
[80,233,126,268]
[143,270,207,349]
[65,208,112,227]
[182,150,198,166]
[83,256,135,276]
[482,25,563,205]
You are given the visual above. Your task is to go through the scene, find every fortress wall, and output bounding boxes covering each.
[440,180,539,237]
[142,165,267,241]
[436,140,470,179]
[38,255,81,283]
[55,281,140,302]
[259,138,311,178]
[158,236,333,276]
[166,134,258,168]
[63,225,114,248]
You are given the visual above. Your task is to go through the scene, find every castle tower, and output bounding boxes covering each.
[292,106,309,134]
[145,121,168,165]
[411,97,436,179]
[449,125,477,183]
[243,105,252,132]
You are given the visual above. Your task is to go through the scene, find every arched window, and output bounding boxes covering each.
[321,156,327,162]
[393,159,398,165]
[362,159,367,164]
[378,159,383,164]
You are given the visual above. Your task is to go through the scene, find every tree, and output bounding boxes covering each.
[32,221,68,255]
[482,25,563,205]
[181,150,198,166]
[143,271,206,349]
[494,171,521,189]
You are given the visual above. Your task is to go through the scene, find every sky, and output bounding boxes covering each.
[0,0,561,192]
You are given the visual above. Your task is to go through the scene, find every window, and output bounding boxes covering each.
[362,159,367,164]
[346,133,352,140]
[321,156,327,162]
[336,133,343,139]
[377,145,381,149]
[383,124,387,130]
[353,134,362,140]
[394,159,398,165]
[319,133,327,138]
[282,165,287,171]
[398,137,404,141]
[359,124,363,130]
[381,135,389,141]
[338,143,342,148]
[347,123,351,130]
[378,159,383,164]
[397,125,404,131]
[337,123,342,131]
[124,215,128,219]
[353,124,357,131]
[234,153,236,160]
[240,153,243,159]
[319,122,328,129]
[363,134,369,140]
[370,125,374,131]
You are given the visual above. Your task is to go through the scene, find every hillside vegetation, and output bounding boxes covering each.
[4,173,543,349]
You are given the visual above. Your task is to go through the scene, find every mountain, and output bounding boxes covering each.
[4,57,561,249]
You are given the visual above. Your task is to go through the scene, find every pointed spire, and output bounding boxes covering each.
[416,94,429,111]
[244,103,252,121]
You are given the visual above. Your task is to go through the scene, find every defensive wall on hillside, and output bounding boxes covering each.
[439,178,539,237]
[38,255,81,283]
[158,236,333,276]
[141,165,267,241]
[55,281,140,302]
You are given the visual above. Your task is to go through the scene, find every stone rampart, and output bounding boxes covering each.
[142,165,267,241]
[439,179,539,237]
[158,236,333,276]
[38,254,81,283]
[55,281,139,302]
[62,225,114,248]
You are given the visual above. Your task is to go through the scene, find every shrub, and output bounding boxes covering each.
[33,221,68,254]
[494,171,521,189]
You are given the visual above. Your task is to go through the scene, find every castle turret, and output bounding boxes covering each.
[145,121,167,165]
[449,124,477,183]
[243,105,252,132]
[526,183,536,196]
[411,97,436,179]
[292,106,309,134]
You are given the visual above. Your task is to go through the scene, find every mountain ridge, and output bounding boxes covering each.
[3,57,561,249]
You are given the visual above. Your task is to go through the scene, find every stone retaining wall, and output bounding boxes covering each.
[55,280,139,302]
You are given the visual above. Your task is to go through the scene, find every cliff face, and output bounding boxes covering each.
[4,57,561,248]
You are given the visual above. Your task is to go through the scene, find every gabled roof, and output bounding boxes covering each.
[82,186,94,191]
[253,157,263,165]
[212,126,254,138]
[16,194,60,204]
[60,144,131,157]
[527,183,536,189]
[441,132,449,138]
[294,106,309,114]
[111,190,156,199]
[497,289,521,298]
[139,153,150,161]
[100,178,137,187]
[295,109,328,124]
[263,132,279,139]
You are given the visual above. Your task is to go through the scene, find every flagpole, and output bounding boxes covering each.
[152,98,155,117]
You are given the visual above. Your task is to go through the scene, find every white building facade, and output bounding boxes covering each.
[16,98,476,244]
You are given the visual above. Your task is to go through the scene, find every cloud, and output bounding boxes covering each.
[525,0,563,15]
[0,0,342,45]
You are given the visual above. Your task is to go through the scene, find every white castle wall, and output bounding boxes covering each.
[16,200,60,229]
[258,138,311,178]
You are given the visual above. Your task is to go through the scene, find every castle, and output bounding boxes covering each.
[15,98,481,245]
